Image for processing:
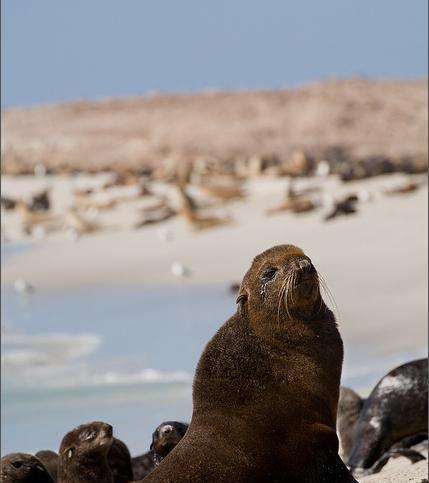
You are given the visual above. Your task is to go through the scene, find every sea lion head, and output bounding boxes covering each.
[0,453,53,483]
[237,244,323,325]
[150,421,188,463]
[150,421,189,464]
[59,421,113,474]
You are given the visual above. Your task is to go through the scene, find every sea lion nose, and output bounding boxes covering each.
[295,258,312,273]
[160,425,174,436]
[103,424,113,437]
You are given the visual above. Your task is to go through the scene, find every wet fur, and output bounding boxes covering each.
[348,358,428,471]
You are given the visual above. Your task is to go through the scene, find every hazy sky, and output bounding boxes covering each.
[2,0,427,107]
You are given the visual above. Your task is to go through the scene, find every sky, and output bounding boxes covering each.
[1,0,428,107]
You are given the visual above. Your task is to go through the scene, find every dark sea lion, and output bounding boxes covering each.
[58,421,114,483]
[141,244,357,483]
[108,438,133,483]
[0,452,54,483]
[34,451,58,482]
[324,194,359,221]
[130,452,154,481]
[29,190,51,212]
[150,422,189,465]
[348,358,428,473]
[131,421,189,480]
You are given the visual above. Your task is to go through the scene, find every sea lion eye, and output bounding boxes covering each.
[12,461,23,469]
[262,267,277,281]
[67,449,73,459]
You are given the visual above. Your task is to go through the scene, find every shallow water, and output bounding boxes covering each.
[1,243,426,456]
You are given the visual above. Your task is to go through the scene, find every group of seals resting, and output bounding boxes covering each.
[0,421,189,483]
[143,244,357,482]
[1,423,121,483]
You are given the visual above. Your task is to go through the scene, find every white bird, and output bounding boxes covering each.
[170,262,189,277]
[14,279,35,294]
[157,228,173,242]
[316,160,330,177]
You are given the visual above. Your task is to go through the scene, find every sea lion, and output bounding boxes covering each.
[337,387,365,461]
[58,421,114,483]
[35,451,58,482]
[337,387,427,473]
[0,452,54,483]
[177,185,230,230]
[28,190,51,212]
[348,358,428,473]
[324,195,359,221]
[141,244,357,483]
[131,421,189,480]
[151,422,189,465]
[108,438,134,483]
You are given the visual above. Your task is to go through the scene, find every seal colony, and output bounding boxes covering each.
[142,244,357,483]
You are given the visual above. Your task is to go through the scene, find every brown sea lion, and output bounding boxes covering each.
[0,453,54,483]
[58,421,114,483]
[348,358,428,474]
[177,185,230,230]
[35,451,58,482]
[141,244,357,483]
[108,438,134,483]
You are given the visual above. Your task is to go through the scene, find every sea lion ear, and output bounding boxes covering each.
[236,292,248,314]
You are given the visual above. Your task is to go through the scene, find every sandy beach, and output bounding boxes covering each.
[3,0,428,477]
[1,171,428,481]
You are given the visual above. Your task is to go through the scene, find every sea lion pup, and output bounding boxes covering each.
[35,451,58,482]
[348,358,428,474]
[108,438,134,483]
[141,245,357,483]
[131,421,189,480]
[0,452,54,483]
[151,422,189,465]
[58,421,114,483]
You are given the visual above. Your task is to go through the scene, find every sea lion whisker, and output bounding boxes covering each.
[290,272,297,305]
[283,275,293,321]
[277,276,288,328]
[317,272,340,321]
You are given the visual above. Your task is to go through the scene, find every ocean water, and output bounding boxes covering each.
[1,243,426,457]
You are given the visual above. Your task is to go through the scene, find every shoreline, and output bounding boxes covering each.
[1,172,427,482]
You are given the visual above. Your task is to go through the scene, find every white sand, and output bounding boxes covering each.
[2,174,427,357]
[359,448,428,483]
[1,173,428,481]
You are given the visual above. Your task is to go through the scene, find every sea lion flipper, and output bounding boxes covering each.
[368,447,426,475]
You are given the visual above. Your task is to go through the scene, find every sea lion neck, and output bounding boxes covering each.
[247,311,332,360]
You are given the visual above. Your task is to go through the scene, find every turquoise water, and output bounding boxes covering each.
[1,243,426,456]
